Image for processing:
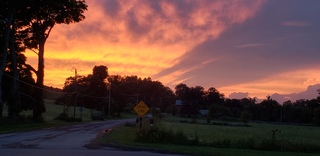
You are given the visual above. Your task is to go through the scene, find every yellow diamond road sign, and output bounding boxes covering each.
[134,101,149,117]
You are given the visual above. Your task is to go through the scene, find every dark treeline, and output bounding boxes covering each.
[175,83,320,125]
[55,65,176,118]
[55,67,320,125]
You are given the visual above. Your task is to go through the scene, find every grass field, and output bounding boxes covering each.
[100,115,320,156]
[163,120,320,145]
[2,99,94,121]
[0,99,135,134]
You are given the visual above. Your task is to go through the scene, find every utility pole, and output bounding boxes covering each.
[108,83,111,118]
[280,105,283,123]
[73,68,77,119]
[136,94,139,104]
[0,17,12,118]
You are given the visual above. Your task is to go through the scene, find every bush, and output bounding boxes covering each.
[54,112,82,122]
[136,126,198,145]
[207,139,231,148]
[233,138,255,149]
[257,138,281,151]
[240,111,252,124]
[151,107,163,119]
[174,129,189,145]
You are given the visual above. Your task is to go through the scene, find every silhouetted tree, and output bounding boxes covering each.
[313,108,320,125]
[240,111,252,124]
[209,103,232,119]
[175,84,206,117]
[1,0,36,119]
[282,100,294,122]
[258,96,280,122]
[20,0,87,121]
[107,75,127,116]
[205,87,225,105]
[56,65,108,113]
[0,0,15,118]
[188,86,205,116]
[108,75,175,116]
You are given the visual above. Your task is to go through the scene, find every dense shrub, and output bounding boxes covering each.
[240,111,252,124]
[233,138,255,149]
[136,126,198,145]
[54,112,82,122]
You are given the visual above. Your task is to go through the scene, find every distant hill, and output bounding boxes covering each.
[43,86,63,100]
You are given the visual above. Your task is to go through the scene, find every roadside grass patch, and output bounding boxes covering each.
[101,116,320,155]
[101,123,320,156]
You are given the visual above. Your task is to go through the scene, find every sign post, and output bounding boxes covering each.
[133,101,149,131]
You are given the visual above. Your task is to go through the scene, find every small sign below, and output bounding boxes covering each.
[133,101,150,117]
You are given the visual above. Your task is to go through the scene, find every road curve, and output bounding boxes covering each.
[0,119,185,156]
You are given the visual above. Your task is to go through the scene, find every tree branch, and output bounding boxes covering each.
[28,48,38,55]
[24,64,37,75]
[45,24,54,41]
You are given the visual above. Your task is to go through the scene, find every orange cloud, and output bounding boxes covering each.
[25,0,266,88]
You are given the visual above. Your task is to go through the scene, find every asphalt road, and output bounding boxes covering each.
[0,119,185,156]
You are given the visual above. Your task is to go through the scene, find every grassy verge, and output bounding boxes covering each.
[98,115,320,156]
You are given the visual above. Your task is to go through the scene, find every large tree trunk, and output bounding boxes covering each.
[8,20,20,119]
[33,39,46,121]
[0,11,13,118]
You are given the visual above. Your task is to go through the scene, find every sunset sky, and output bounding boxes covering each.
[25,0,320,99]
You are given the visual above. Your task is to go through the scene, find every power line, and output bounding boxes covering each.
[2,72,110,99]
[77,92,107,99]
[2,72,69,94]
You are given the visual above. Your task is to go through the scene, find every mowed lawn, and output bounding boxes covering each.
[102,115,320,156]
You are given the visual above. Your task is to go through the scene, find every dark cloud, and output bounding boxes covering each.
[229,92,249,99]
[270,84,320,104]
[125,10,148,36]
[97,0,120,17]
